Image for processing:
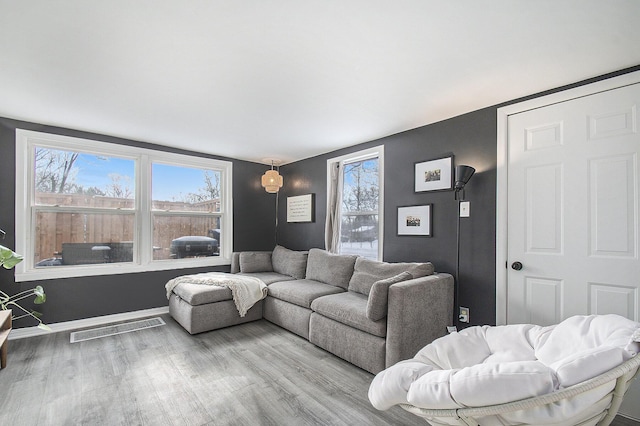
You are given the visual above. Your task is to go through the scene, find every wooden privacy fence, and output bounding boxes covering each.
[34,193,220,263]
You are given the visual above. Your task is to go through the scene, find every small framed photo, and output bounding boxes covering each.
[397,204,432,236]
[415,155,453,192]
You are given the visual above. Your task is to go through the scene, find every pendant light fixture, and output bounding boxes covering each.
[261,160,283,193]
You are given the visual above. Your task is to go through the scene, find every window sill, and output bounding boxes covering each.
[15,256,230,282]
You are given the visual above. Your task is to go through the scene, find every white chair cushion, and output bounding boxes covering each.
[550,346,627,387]
[369,313,640,421]
[450,361,556,407]
[483,324,542,363]
[407,369,461,409]
[414,326,491,369]
[368,360,433,410]
[535,314,639,365]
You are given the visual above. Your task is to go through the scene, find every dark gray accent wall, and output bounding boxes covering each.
[277,107,497,327]
[0,118,275,326]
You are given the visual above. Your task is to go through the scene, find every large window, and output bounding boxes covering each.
[326,146,384,260]
[15,130,232,281]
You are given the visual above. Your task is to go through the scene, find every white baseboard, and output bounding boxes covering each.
[8,306,170,340]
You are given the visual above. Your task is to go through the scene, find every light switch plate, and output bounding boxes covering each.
[460,201,470,217]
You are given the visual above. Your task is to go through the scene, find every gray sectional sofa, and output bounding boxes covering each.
[168,245,453,374]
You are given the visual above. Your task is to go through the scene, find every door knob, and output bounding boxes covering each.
[511,261,523,271]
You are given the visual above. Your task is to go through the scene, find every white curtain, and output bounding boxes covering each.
[325,162,342,253]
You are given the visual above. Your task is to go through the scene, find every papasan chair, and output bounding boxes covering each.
[369,314,640,426]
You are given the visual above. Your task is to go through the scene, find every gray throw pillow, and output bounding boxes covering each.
[348,257,434,295]
[239,252,273,273]
[271,245,308,279]
[366,271,413,321]
[305,248,357,289]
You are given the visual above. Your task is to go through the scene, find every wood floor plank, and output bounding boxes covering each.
[1,315,638,426]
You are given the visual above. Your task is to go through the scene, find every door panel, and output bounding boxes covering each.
[588,105,636,140]
[526,163,562,253]
[525,277,563,325]
[589,283,637,318]
[588,154,636,257]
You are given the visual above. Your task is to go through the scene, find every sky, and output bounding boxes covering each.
[69,153,212,201]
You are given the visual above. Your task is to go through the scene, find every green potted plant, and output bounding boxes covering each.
[0,244,50,331]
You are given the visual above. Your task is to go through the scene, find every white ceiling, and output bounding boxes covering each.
[1,1,639,165]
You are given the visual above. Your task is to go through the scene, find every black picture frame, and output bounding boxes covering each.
[414,155,454,192]
[397,204,432,236]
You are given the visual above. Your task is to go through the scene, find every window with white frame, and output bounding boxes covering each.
[15,130,232,281]
[326,146,384,260]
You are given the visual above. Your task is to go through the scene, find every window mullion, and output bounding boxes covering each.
[139,154,151,265]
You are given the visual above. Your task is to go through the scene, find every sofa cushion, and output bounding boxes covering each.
[366,272,414,321]
[272,245,308,279]
[239,252,273,273]
[267,279,345,309]
[170,282,233,306]
[238,272,295,285]
[311,292,386,337]
[348,257,434,295]
[305,248,357,289]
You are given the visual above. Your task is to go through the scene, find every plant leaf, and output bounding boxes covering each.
[37,323,51,331]
[0,245,24,269]
[34,286,46,304]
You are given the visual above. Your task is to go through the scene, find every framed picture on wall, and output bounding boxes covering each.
[287,194,315,223]
[397,204,432,236]
[414,155,453,192]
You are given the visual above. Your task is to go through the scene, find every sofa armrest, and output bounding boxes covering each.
[385,273,454,368]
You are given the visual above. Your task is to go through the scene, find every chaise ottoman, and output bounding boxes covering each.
[168,282,263,334]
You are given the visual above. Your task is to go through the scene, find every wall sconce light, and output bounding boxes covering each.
[261,161,283,193]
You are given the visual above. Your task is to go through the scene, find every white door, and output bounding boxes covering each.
[506,82,640,325]
[504,80,640,419]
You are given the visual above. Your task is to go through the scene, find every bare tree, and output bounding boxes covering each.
[104,173,133,199]
[35,148,80,193]
[69,184,106,196]
[182,171,221,203]
[341,159,379,245]
[203,170,220,200]
[342,160,379,213]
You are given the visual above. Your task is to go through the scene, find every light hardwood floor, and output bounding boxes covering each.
[0,315,638,426]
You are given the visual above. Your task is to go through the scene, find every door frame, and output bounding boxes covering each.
[496,70,640,325]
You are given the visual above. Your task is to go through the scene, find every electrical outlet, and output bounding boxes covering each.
[459,307,470,323]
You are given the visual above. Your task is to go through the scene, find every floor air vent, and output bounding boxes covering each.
[70,317,166,343]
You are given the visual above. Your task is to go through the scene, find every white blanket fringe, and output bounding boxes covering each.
[165,272,267,317]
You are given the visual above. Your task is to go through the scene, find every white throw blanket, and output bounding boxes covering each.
[165,272,267,317]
